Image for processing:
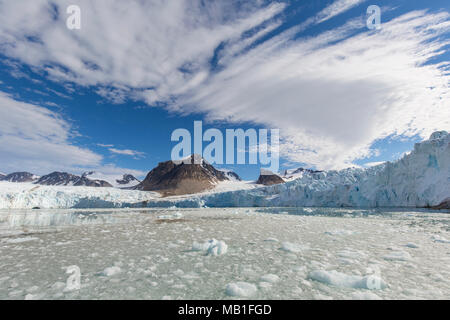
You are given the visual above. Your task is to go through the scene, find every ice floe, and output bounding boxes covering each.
[280,242,304,253]
[308,270,387,290]
[260,274,280,283]
[382,251,412,261]
[100,266,122,277]
[192,239,228,256]
[226,282,258,297]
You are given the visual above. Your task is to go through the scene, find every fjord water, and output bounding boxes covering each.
[0,208,449,300]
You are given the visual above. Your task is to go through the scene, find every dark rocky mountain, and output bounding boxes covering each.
[431,198,450,210]
[116,174,141,186]
[221,170,242,181]
[0,173,5,180]
[257,170,285,186]
[135,155,230,196]
[82,172,140,188]
[36,172,79,186]
[0,172,39,183]
[36,172,112,187]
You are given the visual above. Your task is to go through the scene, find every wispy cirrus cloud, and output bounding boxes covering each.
[108,148,146,158]
[97,143,146,158]
[97,144,114,148]
[315,0,367,24]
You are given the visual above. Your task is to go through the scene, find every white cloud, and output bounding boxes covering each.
[0,91,101,173]
[108,148,146,158]
[0,1,448,171]
[315,0,367,24]
[97,143,114,148]
[97,144,146,158]
[0,92,144,175]
[179,10,450,169]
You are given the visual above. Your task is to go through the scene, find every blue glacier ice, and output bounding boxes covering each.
[0,131,448,209]
[159,131,450,208]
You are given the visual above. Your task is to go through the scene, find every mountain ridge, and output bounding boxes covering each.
[135,154,233,196]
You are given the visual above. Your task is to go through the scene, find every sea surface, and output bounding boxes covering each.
[0,207,449,300]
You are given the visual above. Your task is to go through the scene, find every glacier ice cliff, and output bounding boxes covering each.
[0,131,448,209]
[193,131,449,208]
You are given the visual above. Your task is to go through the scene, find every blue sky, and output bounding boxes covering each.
[0,0,448,180]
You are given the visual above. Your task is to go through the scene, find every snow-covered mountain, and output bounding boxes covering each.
[0,172,40,183]
[283,168,323,181]
[218,169,242,182]
[82,172,141,188]
[36,172,112,187]
[0,131,448,209]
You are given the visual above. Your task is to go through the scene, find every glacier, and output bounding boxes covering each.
[195,131,450,208]
[0,131,448,209]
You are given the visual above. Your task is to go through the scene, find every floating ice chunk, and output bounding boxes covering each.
[258,282,273,289]
[431,235,450,243]
[207,240,228,256]
[260,274,280,283]
[293,266,307,274]
[192,239,228,256]
[26,286,39,293]
[100,266,121,277]
[264,238,279,242]
[337,249,365,259]
[405,243,419,248]
[51,282,66,292]
[226,282,258,297]
[325,230,355,236]
[351,292,382,300]
[4,236,38,244]
[158,212,183,220]
[308,270,387,290]
[191,241,211,251]
[280,242,304,253]
[383,251,411,261]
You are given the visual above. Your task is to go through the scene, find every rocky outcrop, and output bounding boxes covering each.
[221,170,242,181]
[256,172,285,186]
[136,155,229,196]
[36,172,112,187]
[0,172,39,183]
[116,174,140,186]
[431,198,450,210]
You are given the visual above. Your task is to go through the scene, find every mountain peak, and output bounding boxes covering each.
[0,172,39,183]
[36,172,112,187]
[136,156,231,196]
[257,170,285,186]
